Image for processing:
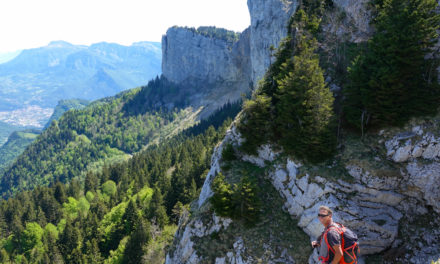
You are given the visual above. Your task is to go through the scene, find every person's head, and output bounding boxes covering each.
[318,206,333,227]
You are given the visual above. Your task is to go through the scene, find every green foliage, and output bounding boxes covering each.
[344,0,440,130]
[239,8,336,163]
[102,180,117,197]
[0,130,40,171]
[238,95,272,154]
[0,102,237,262]
[44,223,58,239]
[104,236,128,264]
[210,173,234,217]
[63,197,80,219]
[196,160,311,263]
[0,81,180,198]
[0,121,25,148]
[20,222,43,253]
[210,173,261,225]
[44,98,90,129]
[122,219,151,264]
[184,101,241,137]
[149,188,169,229]
[221,143,236,162]
[175,26,240,43]
[275,36,336,162]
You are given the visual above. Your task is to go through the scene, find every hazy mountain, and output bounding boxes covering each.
[0,41,162,112]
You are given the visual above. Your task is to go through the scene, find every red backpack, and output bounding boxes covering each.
[318,222,359,264]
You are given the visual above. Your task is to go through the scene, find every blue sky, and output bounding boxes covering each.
[0,0,250,53]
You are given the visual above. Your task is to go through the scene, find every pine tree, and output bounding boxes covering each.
[344,0,440,128]
[276,35,336,162]
[238,94,272,154]
[84,172,99,193]
[54,181,67,204]
[148,187,169,229]
[233,176,261,226]
[123,200,138,235]
[210,173,234,217]
[122,218,151,264]
[58,220,80,262]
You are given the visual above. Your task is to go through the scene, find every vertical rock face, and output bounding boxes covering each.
[247,0,298,85]
[162,27,250,86]
[161,27,251,118]
[161,0,301,93]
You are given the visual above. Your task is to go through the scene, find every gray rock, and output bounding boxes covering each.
[161,27,252,118]
[242,144,279,167]
[162,27,245,85]
[406,162,440,214]
[422,142,440,160]
[248,0,297,85]
[392,144,413,162]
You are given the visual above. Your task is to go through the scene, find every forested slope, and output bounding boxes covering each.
[0,76,239,199]
[0,100,240,263]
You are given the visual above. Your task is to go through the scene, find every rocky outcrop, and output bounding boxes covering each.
[166,212,233,264]
[161,27,251,118]
[383,123,440,214]
[271,160,403,256]
[167,115,440,263]
[197,125,243,207]
[330,0,372,41]
[162,27,250,86]
[247,0,297,85]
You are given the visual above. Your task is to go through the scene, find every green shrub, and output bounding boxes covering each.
[210,173,261,225]
[221,143,236,162]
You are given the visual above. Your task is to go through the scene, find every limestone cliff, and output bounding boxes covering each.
[162,27,250,86]
[161,27,251,118]
[247,0,297,85]
[161,0,373,110]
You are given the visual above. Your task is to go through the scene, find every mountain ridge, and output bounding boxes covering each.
[0,41,161,116]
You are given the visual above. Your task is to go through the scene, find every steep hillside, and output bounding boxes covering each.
[0,108,239,263]
[0,78,200,198]
[1,0,439,263]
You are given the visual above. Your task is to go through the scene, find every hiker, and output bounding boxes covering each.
[311,206,359,264]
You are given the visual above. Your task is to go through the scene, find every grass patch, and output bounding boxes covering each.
[341,133,402,180]
[193,160,311,263]
[300,157,356,184]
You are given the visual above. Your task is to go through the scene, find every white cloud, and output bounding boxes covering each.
[0,0,250,52]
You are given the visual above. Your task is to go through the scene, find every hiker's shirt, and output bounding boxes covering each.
[318,227,341,263]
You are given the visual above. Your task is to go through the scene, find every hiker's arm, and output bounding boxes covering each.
[312,234,322,248]
[330,244,343,264]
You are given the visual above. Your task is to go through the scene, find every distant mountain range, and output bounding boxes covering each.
[0,41,162,113]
